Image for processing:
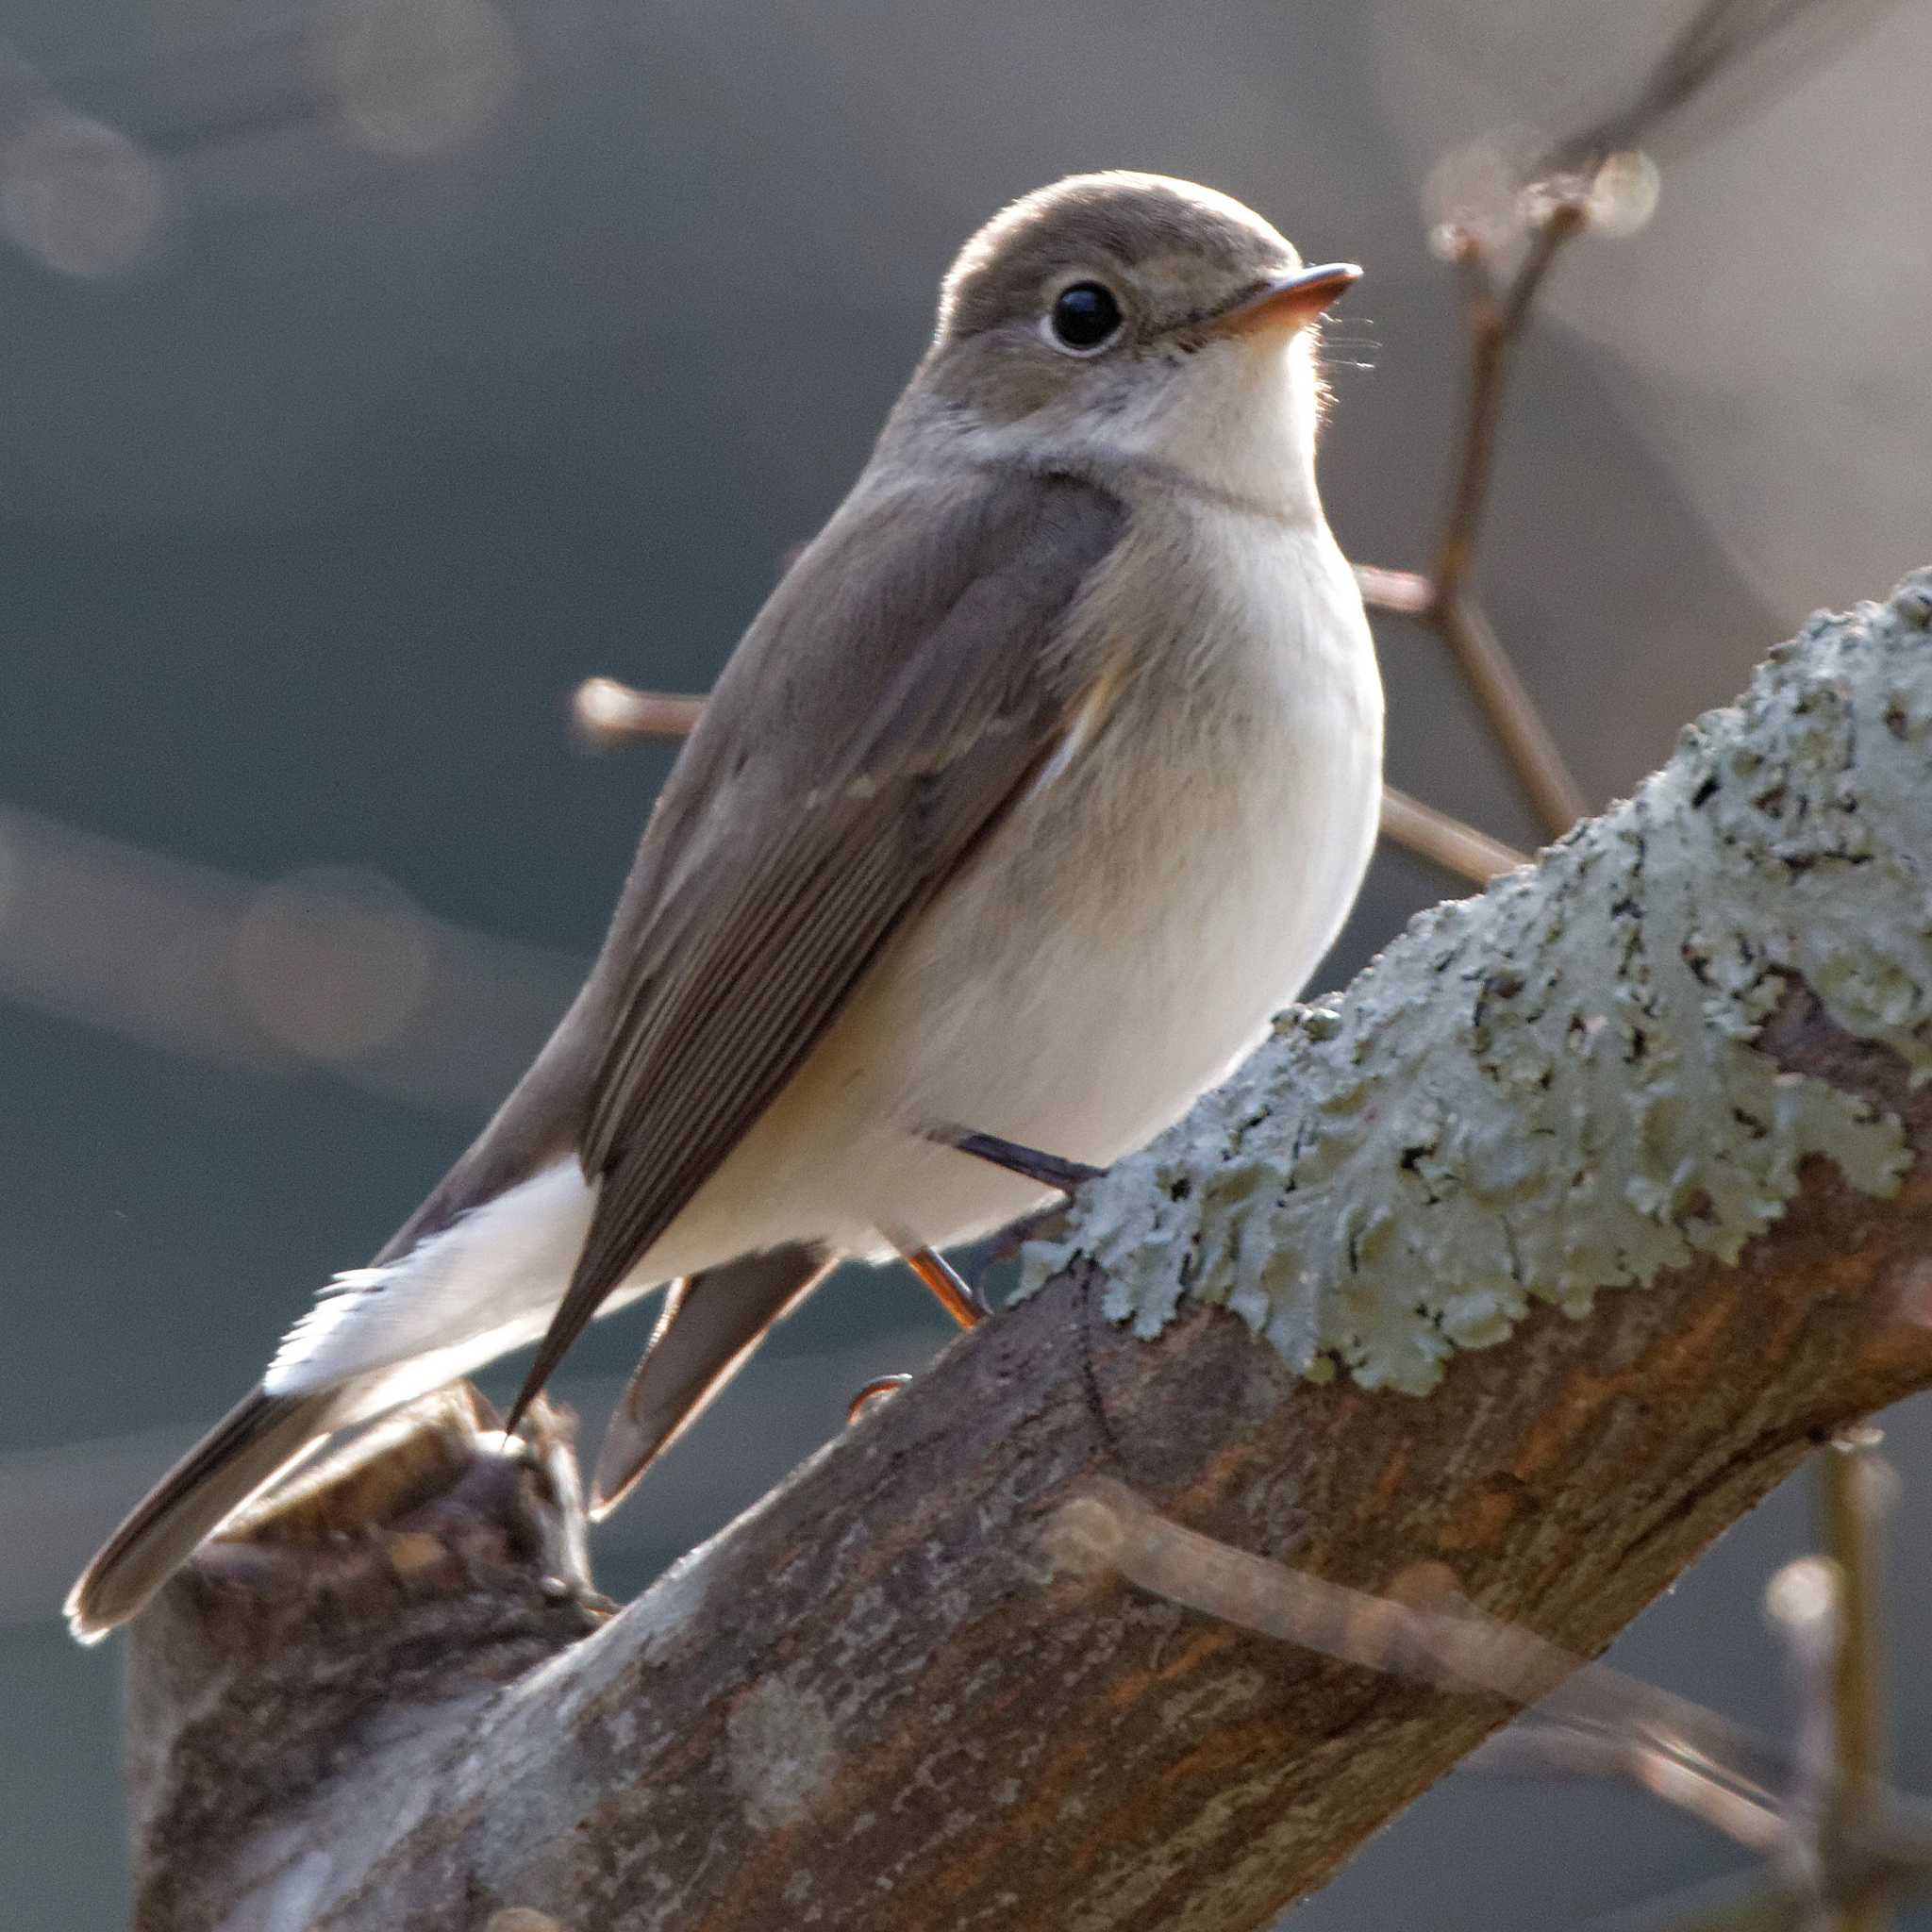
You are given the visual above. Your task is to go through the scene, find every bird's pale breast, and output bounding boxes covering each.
[674,501,1384,1263]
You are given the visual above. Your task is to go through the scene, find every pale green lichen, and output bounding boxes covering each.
[1018,574,1932,1393]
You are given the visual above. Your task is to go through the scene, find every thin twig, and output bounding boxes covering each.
[1431,207,1584,606]
[1052,1479,1932,1932]
[1817,1441,1895,1932]
[1433,590,1590,839]
[1379,786,1529,885]
[1402,0,1907,856]
[571,677,704,747]
[1552,0,1903,175]
[1355,563,1435,615]
[1055,1480,1787,1812]
[1477,1724,1787,1852]
[1420,204,1592,840]
[1352,209,1591,849]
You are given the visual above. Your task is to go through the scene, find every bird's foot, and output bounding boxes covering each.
[846,1134,1108,1424]
[842,1242,987,1428]
[846,1374,913,1424]
[936,1122,1112,1264]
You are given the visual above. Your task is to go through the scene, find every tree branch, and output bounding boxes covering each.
[126,574,1932,1931]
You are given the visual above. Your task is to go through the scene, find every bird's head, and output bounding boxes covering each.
[899,171,1359,515]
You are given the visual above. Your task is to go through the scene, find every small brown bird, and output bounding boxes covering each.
[68,171,1381,1641]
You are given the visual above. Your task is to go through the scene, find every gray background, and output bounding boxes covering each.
[3,0,1930,1924]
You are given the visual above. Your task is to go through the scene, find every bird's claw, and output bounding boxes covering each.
[847,1374,913,1424]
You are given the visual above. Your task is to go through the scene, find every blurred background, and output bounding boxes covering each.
[2,0,1930,1924]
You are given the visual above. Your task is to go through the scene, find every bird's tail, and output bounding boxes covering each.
[65,1381,360,1642]
[590,1242,832,1518]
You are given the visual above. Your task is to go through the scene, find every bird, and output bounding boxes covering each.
[67,171,1383,1641]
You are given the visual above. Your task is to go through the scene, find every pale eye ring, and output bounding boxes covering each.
[1043,280,1124,355]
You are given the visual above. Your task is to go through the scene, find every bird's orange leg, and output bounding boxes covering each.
[846,1239,991,1424]
[902,1242,991,1327]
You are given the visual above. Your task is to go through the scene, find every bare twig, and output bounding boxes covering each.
[1431,204,1587,613]
[1390,0,1908,853]
[1407,202,1593,841]
[571,676,704,747]
[1360,20,1867,860]
[1816,1440,1897,1932]
[1355,563,1435,615]
[1055,1478,1932,1932]
[1053,1478,1796,1830]
[1552,0,1907,175]
[1768,1555,1851,1926]
[1432,588,1589,839]
[1350,215,1595,844]
[1480,1723,1786,1852]
[1378,787,1530,885]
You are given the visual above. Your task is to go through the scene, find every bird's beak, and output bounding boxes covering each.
[1207,262,1362,339]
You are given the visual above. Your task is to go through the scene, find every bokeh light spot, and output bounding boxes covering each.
[316,0,520,158]
[1424,129,1542,258]
[1584,150,1661,239]
[233,865,435,1065]
[0,114,170,276]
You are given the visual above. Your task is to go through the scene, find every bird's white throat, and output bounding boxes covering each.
[968,326,1326,524]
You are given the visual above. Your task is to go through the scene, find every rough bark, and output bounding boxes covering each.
[123,575,1932,1932]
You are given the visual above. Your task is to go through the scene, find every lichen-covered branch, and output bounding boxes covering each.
[128,575,1932,1932]
[1020,576,1932,1389]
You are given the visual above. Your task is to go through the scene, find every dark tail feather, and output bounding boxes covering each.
[590,1244,832,1519]
[65,1383,354,1642]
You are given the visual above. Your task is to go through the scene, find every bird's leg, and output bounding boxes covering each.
[927,1124,1106,1195]
[901,1241,991,1326]
[846,1238,990,1425]
[874,1132,1106,1354]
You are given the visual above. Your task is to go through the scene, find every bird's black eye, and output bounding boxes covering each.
[1047,280,1124,353]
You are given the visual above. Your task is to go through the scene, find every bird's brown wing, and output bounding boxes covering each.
[502,467,1126,1425]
